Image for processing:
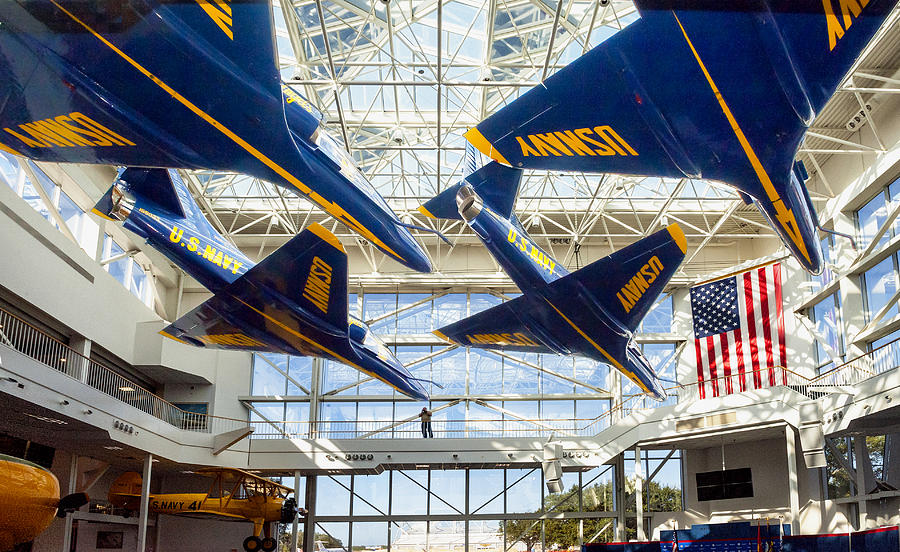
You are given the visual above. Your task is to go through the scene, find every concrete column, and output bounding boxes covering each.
[303,475,317,552]
[785,427,800,535]
[292,471,302,552]
[309,359,322,437]
[68,336,91,383]
[60,454,78,552]
[614,454,626,541]
[136,454,152,551]
[854,437,869,529]
[634,446,645,541]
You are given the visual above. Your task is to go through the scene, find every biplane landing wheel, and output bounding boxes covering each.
[261,537,277,551]
[243,536,262,551]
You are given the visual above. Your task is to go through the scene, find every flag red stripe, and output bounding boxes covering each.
[734,328,747,392]
[694,338,706,400]
[706,335,719,397]
[719,332,733,395]
[758,267,776,386]
[744,272,761,388]
[775,263,787,384]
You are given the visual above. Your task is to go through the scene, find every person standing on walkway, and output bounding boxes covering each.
[419,406,433,438]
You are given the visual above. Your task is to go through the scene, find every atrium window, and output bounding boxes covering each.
[810,293,843,374]
[856,174,900,250]
[861,255,899,323]
[638,294,673,333]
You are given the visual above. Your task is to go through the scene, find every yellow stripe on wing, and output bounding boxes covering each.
[543,298,650,394]
[464,127,511,166]
[48,1,404,264]
[0,141,22,156]
[673,13,811,265]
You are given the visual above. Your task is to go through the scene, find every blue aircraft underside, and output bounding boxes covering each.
[0,1,431,272]
[466,0,898,274]
[424,162,685,400]
[95,167,428,401]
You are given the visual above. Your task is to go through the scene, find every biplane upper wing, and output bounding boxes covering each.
[195,467,294,495]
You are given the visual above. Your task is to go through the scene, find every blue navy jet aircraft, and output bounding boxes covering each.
[0,0,432,272]
[463,0,897,274]
[94,168,429,401]
[420,162,686,400]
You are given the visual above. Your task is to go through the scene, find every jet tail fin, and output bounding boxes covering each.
[419,162,523,221]
[566,224,687,333]
[92,167,221,236]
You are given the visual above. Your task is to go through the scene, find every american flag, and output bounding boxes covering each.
[690,263,786,399]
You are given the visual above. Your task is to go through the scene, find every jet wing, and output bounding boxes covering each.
[161,223,349,353]
[0,1,307,169]
[433,297,556,354]
[467,0,896,198]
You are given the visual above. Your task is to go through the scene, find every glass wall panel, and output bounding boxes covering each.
[541,357,574,395]
[352,522,388,549]
[432,347,467,395]
[811,294,842,372]
[429,470,466,514]
[640,295,672,333]
[252,353,287,395]
[863,256,899,321]
[469,470,504,514]
[505,519,539,552]
[364,293,398,333]
[434,294,467,328]
[391,471,428,514]
[505,468,542,513]
[857,191,890,250]
[397,293,433,333]
[470,350,502,394]
[316,522,349,550]
[353,472,390,515]
[574,357,610,395]
[502,353,539,394]
[468,520,501,552]
[317,476,351,516]
[323,360,361,395]
[287,356,312,394]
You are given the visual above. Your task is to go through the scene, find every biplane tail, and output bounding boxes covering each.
[108,471,143,511]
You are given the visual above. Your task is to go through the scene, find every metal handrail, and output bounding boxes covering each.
[0,307,247,434]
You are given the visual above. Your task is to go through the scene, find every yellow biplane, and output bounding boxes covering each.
[109,467,302,552]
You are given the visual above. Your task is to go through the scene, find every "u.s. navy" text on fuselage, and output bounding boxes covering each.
[168,225,244,275]
[507,229,556,275]
[515,126,638,158]
[617,255,664,314]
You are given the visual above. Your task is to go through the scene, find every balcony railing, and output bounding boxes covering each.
[0,307,247,435]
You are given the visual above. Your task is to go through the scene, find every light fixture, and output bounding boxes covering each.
[103,445,123,451]
[59,357,66,362]
[25,413,67,425]
[118,386,135,392]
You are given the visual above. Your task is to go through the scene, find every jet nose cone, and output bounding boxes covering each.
[403,378,430,401]
[397,233,433,273]
[648,377,668,402]
[800,242,826,276]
